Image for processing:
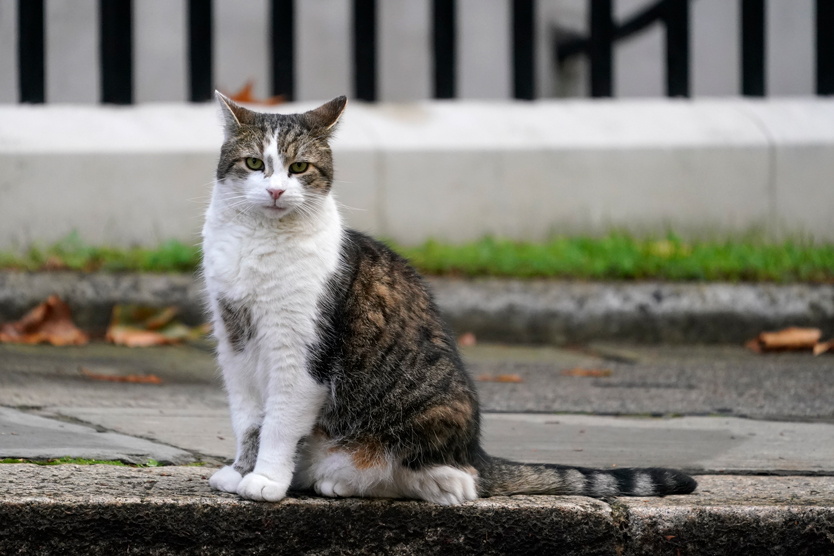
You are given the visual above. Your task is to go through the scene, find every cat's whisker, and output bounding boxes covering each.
[334,200,367,213]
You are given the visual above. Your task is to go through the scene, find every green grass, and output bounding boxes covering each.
[392,234,834,283]
[2,232,834,282]
[0,232,199,273]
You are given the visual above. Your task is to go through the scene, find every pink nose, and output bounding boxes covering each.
[267,188,285,200]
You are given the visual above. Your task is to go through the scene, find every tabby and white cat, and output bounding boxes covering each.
[203,93,697,504]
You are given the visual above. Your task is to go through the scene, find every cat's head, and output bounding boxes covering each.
[214,92,347,221]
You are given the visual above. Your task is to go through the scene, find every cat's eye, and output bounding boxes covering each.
[289,161,309,174]
[245,157,264,171]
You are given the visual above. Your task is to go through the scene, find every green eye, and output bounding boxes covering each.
[245,157,264,171]
[289,161,309,174]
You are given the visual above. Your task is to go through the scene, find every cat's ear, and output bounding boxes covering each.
[304,96,347,131]
[215,91,254,136]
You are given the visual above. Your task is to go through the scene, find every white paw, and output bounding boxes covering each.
[315,479,357,498]
[236,472,288,502]
[412,466,478,506]
[209,466,243,493]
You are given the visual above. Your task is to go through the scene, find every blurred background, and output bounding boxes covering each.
[0,0,824,102]
[0,0,832,251]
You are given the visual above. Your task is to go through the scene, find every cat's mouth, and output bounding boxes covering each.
[262,204,291,217]
[263,201,289,211]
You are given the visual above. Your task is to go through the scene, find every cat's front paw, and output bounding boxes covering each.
[209,466,243,493]
[236,472,288,502]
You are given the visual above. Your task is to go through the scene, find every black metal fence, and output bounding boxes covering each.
[15,0,834,104]
[558,0,834,98]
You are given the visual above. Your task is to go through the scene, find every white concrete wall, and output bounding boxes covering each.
[0,99,832,250]
[0,0,822,103]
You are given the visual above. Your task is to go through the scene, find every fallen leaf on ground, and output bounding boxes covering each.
[561,368,613,377]
[225,80,285,105]
[0,295,88,346]
[813,340,834,356]
[457,332,477,347]
[746,327,822,353]
[476,374,524,383]
[106,305,206,347]
[80,367,162,384]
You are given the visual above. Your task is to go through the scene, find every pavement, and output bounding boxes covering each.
[1,341,833,554]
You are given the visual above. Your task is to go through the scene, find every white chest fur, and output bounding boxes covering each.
[202,194,344,367]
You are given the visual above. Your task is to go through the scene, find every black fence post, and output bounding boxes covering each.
[817,0,834,95]
[512,0,535,100]
[188,0,213,102]
[100,0,133,104]
[741,0,765,96]
[18,0,45,103]
[353,0,377,101]
[271,0,294,100]
[589,0,613,97]
[433,0,456,99]
[664,0,690,97]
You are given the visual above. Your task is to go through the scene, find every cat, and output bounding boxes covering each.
[202,92,697,505]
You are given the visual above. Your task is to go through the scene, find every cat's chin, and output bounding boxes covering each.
[261,205,293,219]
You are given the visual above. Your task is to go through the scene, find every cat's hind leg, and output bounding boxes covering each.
[396,465,479,506]
[297,435,399,499]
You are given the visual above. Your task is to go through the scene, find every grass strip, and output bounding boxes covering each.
[395,235,834,282]
[1,232,833,282]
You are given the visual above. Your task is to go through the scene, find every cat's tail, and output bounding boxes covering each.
[475,455,696,498]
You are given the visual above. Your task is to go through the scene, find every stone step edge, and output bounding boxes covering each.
[2,467,832,555]
[1,271,832,343]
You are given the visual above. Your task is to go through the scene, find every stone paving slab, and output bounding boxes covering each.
[1,465,832,555]
[2,342,833,421]
[38,407,834,475]
[0,407,193,465]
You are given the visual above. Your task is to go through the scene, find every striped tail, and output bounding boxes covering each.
[476,456,697,498]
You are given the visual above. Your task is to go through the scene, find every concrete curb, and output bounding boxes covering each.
[1,271,832,343]
[1,466,832,555]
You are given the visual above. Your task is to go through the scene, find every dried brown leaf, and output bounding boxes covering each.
[106,305,207,347]
[80,367,162,384]
[225,80,286,106]
[476,374,524,383]
[747,327,822,352]
[106,326,182,348]
[457,332,477,347]
[561,368,613,377]
[813,340,834,356]
[0,295,88,346]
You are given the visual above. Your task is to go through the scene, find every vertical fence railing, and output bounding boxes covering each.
[188,0,213,103]
[18,0,45,103]
[433,0,456,99]
[588,0,613,97]
[816,0,834,95]
[99,0,133,104]
[512,0,536,100]
[741,0,766,97]
[353,0,377,102]
[664,0,689,97]
[271,0,295,100]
